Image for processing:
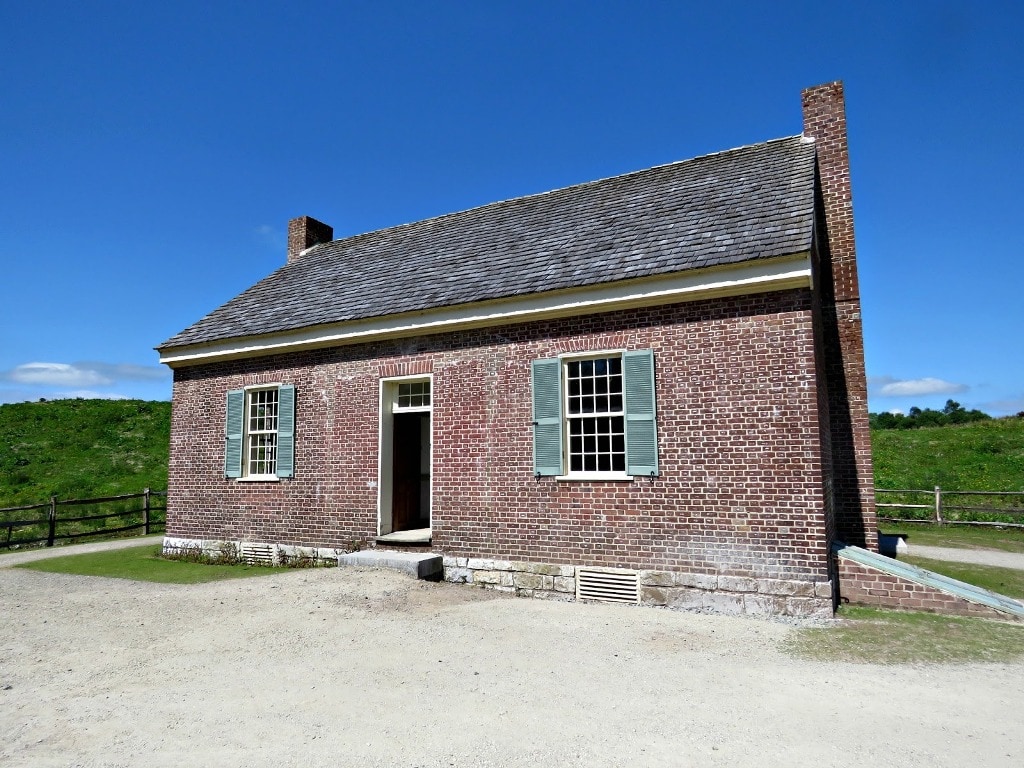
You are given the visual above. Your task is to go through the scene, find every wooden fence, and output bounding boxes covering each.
[876,487,1024,528]
[0,489,167,549]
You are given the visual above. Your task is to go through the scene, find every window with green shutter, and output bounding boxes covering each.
[225,385,296,479]
[531,351,658,479]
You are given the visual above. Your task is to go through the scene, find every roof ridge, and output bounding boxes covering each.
[310,135,806,255]
[160,134,817,351]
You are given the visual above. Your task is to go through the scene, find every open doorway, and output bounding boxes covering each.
[378,377,432,538]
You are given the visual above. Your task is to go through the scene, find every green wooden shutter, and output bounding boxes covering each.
[623,350,659,477]
[276,384,295,478]
[224,389,244,478]
[531,358,564,476]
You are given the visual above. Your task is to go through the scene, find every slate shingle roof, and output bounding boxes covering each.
[159,135,816,350]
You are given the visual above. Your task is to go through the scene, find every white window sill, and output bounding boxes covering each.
[235,475,280,483]
[555,472,633,482]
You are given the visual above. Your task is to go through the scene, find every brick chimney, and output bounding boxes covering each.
[801,81,877,551]
[287,216,333,263]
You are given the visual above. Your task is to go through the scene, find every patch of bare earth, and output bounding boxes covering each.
[2,565,1022,767]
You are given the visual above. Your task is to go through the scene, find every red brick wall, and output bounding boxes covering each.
[168,288,832,584]
[802,82,877,551]
[837,558,1013,620]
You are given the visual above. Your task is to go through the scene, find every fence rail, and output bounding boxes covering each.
[876,487,1024,528]
[0,489,167,550]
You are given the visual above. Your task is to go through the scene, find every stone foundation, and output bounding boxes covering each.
[639,570,834,618]
[162,536,341,566]
[443,557,577,600]
[444,557,834,618]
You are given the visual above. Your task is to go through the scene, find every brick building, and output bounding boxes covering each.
[157,82,875,617]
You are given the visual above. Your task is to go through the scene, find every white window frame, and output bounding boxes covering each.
[239,385,281,481]
[556,350,631,481]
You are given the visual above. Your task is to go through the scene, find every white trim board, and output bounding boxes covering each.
[160,253,811,367]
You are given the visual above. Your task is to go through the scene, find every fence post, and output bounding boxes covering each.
[143,487,151,535]
[47,496,57,547]
[934,485,943,525]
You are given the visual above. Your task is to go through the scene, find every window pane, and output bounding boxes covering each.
[563,356,627,474]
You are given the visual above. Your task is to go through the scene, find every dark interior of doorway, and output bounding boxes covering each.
[391,412,430,532]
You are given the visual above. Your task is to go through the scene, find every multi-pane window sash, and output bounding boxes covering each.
[565,356,626,473]
[247,388,279,476]
[397,380,431,410]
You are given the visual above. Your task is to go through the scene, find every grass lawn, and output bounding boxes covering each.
[879,522,1024,553]
[787,605,1024,664]
[898,556,1024,599]
[15,544,284,584]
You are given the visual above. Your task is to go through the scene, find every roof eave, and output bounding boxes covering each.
[158,253,812,369]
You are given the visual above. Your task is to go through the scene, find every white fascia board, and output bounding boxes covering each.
[160,253,811,367]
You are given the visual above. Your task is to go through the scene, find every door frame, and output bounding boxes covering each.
[377,374,433,535]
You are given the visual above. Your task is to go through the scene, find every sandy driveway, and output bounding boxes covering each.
[2,553,1023,767]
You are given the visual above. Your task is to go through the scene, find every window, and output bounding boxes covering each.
[397,380,431,409]
[246,388,279,476]
[531,350,658,478]
[225,385,295,479]
[565,356,626,473]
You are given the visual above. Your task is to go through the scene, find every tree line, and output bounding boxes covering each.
[869,400,991,430]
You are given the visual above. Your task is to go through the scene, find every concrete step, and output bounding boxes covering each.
[337,549,443,581]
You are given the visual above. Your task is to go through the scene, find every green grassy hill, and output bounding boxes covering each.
[0,399,170,507]
[872,417,1024,491]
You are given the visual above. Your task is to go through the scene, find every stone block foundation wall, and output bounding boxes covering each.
[444,557,833,618]
[163,535,342,566]
[837,557,1016,620]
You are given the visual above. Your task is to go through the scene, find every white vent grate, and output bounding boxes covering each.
[576,567,640,604]
[241,543,276,565]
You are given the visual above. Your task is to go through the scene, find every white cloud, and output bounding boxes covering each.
[255,224,285,250]
[75,362,170,382]
[3,362,113,387]
[869,375,968,398]
[0,361,169,387]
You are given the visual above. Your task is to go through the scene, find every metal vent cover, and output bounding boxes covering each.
[241,543,276,565]
[576,567,640,604]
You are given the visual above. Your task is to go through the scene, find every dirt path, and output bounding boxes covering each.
[2,558,1022,767]
[909,544,1024,571]
[0,535,164,567]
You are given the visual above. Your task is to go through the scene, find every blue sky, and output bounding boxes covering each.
[2,1,1022,414]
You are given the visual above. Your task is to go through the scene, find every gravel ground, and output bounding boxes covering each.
[2,545,1023,767]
